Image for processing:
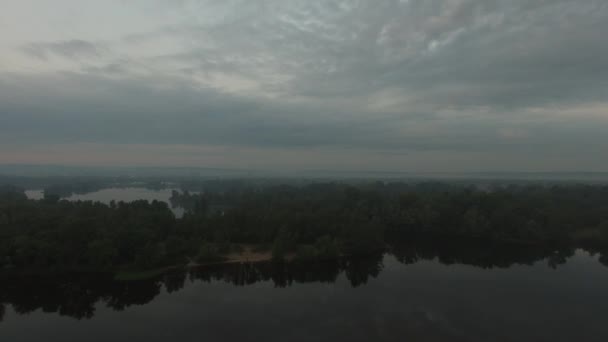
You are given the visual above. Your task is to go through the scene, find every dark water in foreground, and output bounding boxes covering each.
[2,248,608,342]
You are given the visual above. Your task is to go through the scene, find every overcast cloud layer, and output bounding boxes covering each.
[1,0,607,172]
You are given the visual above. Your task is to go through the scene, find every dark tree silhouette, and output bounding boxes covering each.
[2,182,608,273]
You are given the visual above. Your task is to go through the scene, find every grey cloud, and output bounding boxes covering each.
[144,0,608,109]
[22,39,103,60]
[0,71,389,148]
[283,0,608,108]
[2,0,608,170]
[1,70,605,156]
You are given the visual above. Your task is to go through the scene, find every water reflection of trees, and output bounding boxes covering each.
[0,257,385,322]
[1,245,607,322]
[187,255,383,288]
[391,239,576,270]
[0,274,164,320]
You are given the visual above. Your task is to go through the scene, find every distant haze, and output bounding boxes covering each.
[1,1,607,172]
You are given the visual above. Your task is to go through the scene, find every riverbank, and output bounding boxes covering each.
[3,238,607,282]
[114,245,282,281]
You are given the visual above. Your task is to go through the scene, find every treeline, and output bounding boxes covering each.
[2,183,608,272]
[177,182,608,252]
[0,186,176,271]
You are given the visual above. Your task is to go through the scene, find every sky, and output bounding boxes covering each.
[1,0,607,173]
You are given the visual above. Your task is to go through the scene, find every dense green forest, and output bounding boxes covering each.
[1,182,608,273]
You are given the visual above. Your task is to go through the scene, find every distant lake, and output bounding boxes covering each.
[2,249,608,342]
[24,189,44,200]
[25,187,190,218]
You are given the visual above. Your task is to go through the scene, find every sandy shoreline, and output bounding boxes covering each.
[186,245,279,268]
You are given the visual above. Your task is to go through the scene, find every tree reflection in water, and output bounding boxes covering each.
[1,243,606,322]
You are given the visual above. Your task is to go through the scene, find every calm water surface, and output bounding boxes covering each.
[1,249,608,342]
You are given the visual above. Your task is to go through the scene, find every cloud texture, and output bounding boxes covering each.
[1,0,607,171]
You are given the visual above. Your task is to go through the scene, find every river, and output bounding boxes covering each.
[1,248,608,342]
